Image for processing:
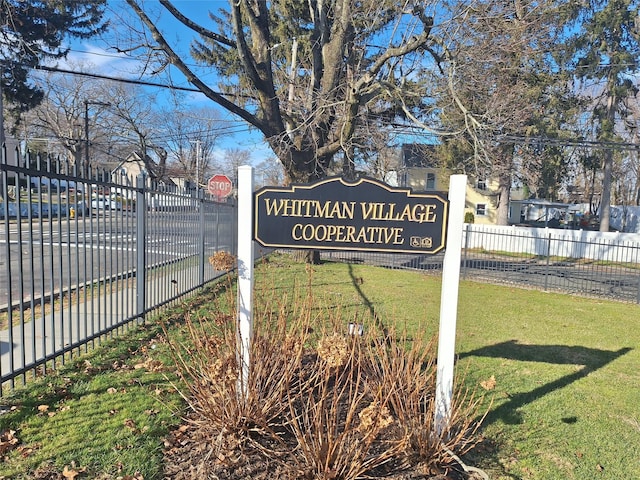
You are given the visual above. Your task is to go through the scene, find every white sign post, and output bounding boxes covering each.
[237,165,254,401]
[434,174,467,435]
[239,169,466,416]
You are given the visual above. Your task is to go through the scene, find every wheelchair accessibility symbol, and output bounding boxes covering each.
[410,236,433,248]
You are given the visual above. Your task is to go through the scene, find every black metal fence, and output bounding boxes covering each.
[1,145,238,389]
[323,223,640,303]
[4,142,640,389]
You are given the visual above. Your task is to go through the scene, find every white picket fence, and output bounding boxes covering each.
[465,224,640,264]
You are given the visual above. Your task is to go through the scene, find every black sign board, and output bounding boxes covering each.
[254,176,449,254]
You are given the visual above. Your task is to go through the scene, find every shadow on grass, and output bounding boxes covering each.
[459,340,632,426]
[347,264,389,335]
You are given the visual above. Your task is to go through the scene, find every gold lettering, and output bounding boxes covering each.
[412,204,424,222]
[354,226,368,243]
[264,198,284,216]
[385,203,397,220]
[397,204,412,221]
[391,227,404,244]
[360,202,376,219]
[282,199,295,216]
[292,223,303,240]
[345,225,356,242]
[315,201,330,218]
[343,202,355,219]
[326,201,355,219]
[421,204,437,222]
[289,223,406,246]
[329,202,341,219]
[302,200,314,217]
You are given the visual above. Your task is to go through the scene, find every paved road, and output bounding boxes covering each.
[0,209,234,309]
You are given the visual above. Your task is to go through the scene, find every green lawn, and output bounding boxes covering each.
[0,253,638,479]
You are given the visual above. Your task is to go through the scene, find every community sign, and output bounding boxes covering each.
[254,176,449,254]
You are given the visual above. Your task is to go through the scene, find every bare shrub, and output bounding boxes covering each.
[162,283,310,460]
[286,335,408,480]
[364,329,486,473]
[164,257,487,478]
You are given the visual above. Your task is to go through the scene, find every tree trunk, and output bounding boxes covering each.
[599,149,612,231]
[293,249,321,264]
[599,92,617,232]
[496,173,511,225]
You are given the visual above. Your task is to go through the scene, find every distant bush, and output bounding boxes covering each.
[464,211,475,224]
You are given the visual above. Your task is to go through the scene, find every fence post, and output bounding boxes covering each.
[544,230,551,291]
[1,142,16,388]
[136,175,147,323]
[214,203,220,253]
[462,223,471,279]
[435,174,467,435]
[198,191,205,286]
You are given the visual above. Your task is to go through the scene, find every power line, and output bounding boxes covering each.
[33,64,202,93]
[28,63,640,153]
[495,134,640,152]
[31,64,254,99]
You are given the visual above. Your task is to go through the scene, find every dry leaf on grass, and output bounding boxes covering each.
[120,473,145,480]
[124,418,140,434]
[133,358,164,372]
[62,464,87,479]
[480,375,496,390]
[0,429,19,455]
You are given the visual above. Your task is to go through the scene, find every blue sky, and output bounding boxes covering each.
[57,1,273,165]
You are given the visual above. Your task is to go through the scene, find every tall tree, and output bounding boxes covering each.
[21,62,108,166]
[159,107,222,187]
[564,0,640,231]
[0,0,107,134]
[220,148,251,187]
[120,0,441,182]
[254,156,285,188]
[434,0,569,224]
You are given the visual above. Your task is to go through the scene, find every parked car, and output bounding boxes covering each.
[91,196,122,210]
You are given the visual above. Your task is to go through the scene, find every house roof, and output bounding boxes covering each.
[112,152,177,185]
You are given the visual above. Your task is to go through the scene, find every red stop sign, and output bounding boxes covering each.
[208,174,233,198]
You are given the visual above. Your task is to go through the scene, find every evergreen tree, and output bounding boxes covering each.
[435,0,569,224]
[1,0,107,122]
[564,0,640,231]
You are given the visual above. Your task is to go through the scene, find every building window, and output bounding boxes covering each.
[476,178,487,190]
[476,203,487,216]
[426,172,436,189]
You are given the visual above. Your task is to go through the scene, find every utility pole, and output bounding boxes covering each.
[195,139,201,188]
[0,65,5,147]
[189,139,201,189]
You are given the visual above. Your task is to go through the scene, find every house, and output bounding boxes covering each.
[396,144,514,225]
[111,152,180,191]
